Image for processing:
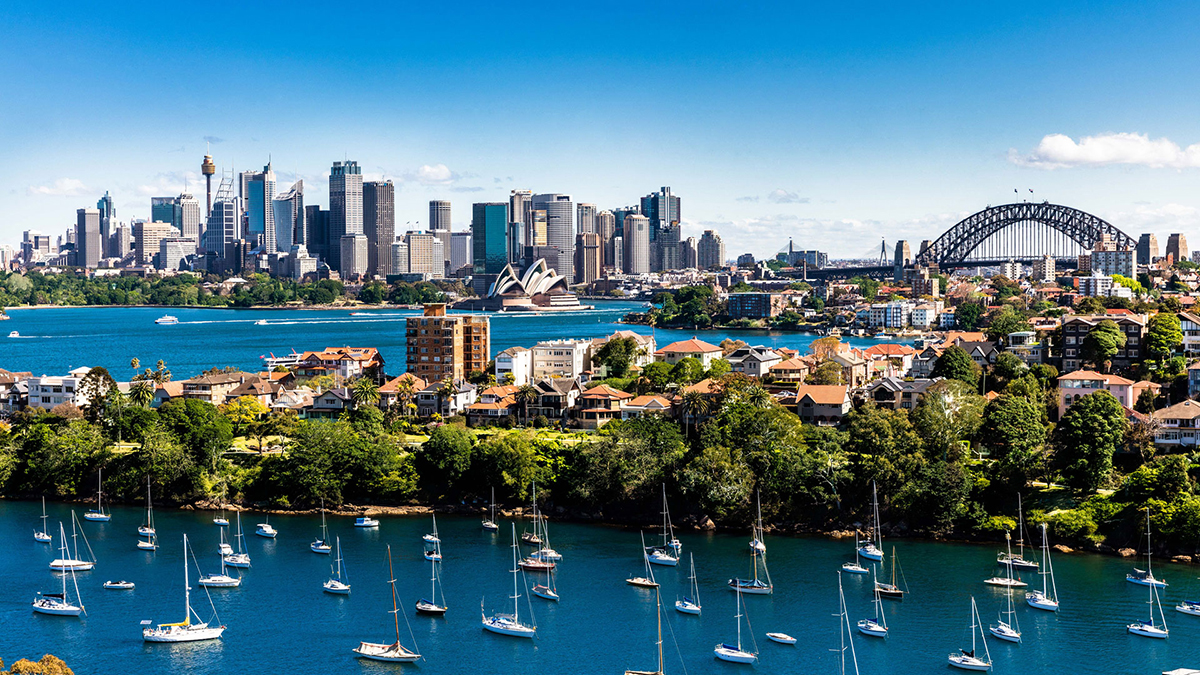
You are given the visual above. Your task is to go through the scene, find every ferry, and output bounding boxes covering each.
[155,315,179,325]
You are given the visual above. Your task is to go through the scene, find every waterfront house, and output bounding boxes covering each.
[577,384,634,429]
[654,337,723,368]
[795,384,851,425]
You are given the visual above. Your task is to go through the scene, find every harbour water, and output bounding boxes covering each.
[2,500,1195,674]
[3,303,887,378]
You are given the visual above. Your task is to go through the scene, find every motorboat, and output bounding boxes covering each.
[103,581,135,590]
[142,535,226,643]
[766,632,796,645]
[355,516,380,528]
[155,315,179,325]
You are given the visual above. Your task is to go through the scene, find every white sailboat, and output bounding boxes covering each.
[675,553,701,615]
[324,537,351,594]
[416,539,447,613]
[33,523,85,617]
[984,532,1028,588]
[835,572,862,675]
[857,566,888,637]
[714,582,757,663]
[998,494,1038,571]
[648,485,679,566]
[1026,523,1059,611]
[222,512,251,568]
[34,496,52,543]
[626,587,667,675]
[748,491,768,554]
[49,512,96,572]
[842,530,868,574]
[948,597,992,671]
[1128,581,1170,638]
[481,525,537,638]
[137,477,157,550]
[989,539,1022,643]
[1127,508,1167,588]
[255,514,277,538]
[82,469,111,522]
[142,534,226,643]
[858,482,884,561]
[353,546,422,661]
[482,486,500,531]
[423,513,443,561]
[628,531,660,588]
[311,499,332,554]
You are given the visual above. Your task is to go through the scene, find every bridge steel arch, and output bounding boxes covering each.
[914,202,1135,267]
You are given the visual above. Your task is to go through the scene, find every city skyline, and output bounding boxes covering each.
[6,2,1200,257]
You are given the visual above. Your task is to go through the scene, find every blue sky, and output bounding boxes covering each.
[5,1,1200,258]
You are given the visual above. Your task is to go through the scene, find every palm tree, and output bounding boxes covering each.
[680,389,710,437]
[396,376,416,416]
[350,378,381,409]
[130,380,154,408]
[515,384,539,426]
[436,379,458,418]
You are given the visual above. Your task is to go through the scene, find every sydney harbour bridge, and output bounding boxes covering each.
[798,202,1137,281]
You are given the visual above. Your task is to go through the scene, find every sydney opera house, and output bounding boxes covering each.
[453,259,593,312]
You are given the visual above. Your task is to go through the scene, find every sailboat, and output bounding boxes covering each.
[1128,581,1169,638]
[858,482,884,561]
[34,497,52,543]
[857,566,888,637]
[1127,508,1167,588]
[648,485,679,566]
[875,546,906,599]
[312,499,332,554]
[1026,523,1059,611]
[324,537,351,594]
[984,532,1028,588]
[481,525,537,638]
[842,530,868,574]
[628,532,660,588]
[137,477,157,550]
[482,486,500,531]
[989,538,1022,643]
[353,546,422,660]
[626,587,667,675]
[213,485,229,526]
[255,514,277,538]
[33,523,85,616]
[675,553,701,615]
[423,514,443,562]
[416,539,447,613]
[948,597,992,671]
[714,582,757,663]
[835,572,862,675]
[49,512,96,572]
[223,512,251,568]
[142,534,226,643]
[83,469,111,522]
[998,495,1038,571]
[748,491,767,554]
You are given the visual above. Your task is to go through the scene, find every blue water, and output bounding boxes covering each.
[2,303,886,378]
[2,501,1196,674]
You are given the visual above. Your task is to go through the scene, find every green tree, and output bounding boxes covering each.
[1081,320,1127,372]
[980,394,1047,487]
[1145,312,1182,362]
[931,345,980,389]
[1053,390,1128,492]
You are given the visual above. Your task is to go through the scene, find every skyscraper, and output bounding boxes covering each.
[1137,233,1160,265]
[241,163,277,251]
[272,181,304,254]
[577,203,597,234]
[533,193,575,283]
[328,160,363,271]
[1168,233,1189,263]
[472,202,509,275]
[364,181,395,277]
[623,214,650,274]
[697,230,725,270]
[429,200,451,232]
[97,191,115,256]
[178,193,202,245]
[75,208,101,268]
[575,232,602,285]
[509,190,532,264]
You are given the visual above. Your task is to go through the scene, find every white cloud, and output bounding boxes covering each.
[1010,132,1200,169]
[767,189,809,204]
[26,178,89,196]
